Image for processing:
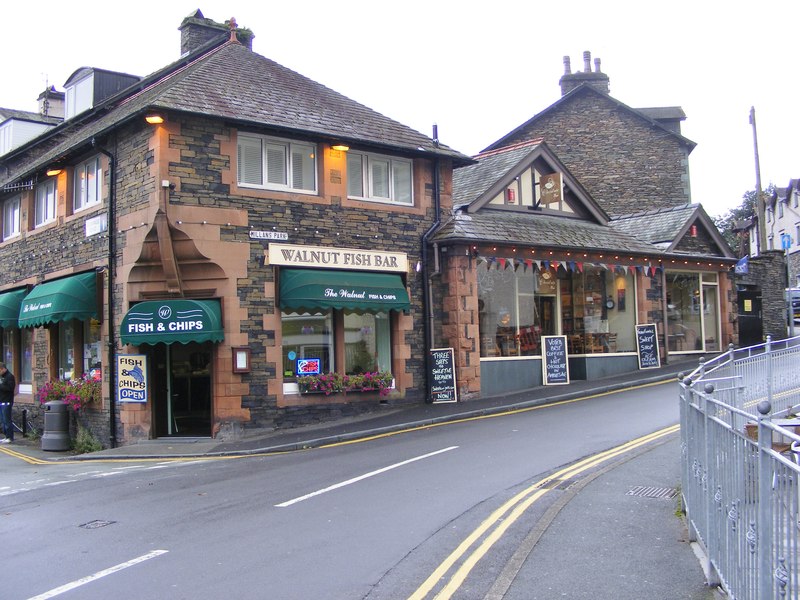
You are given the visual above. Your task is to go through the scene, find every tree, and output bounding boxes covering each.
[713,185,774,257]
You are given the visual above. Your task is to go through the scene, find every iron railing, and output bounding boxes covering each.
[680,335,800,599]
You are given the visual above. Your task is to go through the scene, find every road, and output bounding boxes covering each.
[2,381,681,599]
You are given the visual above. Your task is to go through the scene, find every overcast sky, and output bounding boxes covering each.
[3,1,798,218]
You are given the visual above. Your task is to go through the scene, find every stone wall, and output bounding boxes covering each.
[496,91,692,216]
[737,251,787,340]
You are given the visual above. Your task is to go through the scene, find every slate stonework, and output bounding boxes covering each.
[495,91,692,217]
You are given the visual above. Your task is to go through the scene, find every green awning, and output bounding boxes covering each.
[120,299,224,345]
[18,272,98,328]
[279,268,410,312]
[0,288,28,328]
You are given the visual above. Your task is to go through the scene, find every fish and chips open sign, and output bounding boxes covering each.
[296,358,321,376]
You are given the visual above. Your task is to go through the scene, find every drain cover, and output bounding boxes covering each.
[626,486,677,499]
[79,520,117,529]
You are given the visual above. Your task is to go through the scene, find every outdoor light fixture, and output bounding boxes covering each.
[145,113,165,124]
[331,142,350,152]
[46,166,63,176]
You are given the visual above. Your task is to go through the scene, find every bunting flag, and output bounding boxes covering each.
[478,256,668,276]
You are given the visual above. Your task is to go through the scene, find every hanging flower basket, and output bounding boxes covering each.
[37,374,101,411]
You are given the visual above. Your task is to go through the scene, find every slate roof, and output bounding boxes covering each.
[482,84,696,154]
[0,107,61,127]
[610,203,735,258]
[609,204,699,249]
[1,38,471,188]
[431,209,657,255]
[452,141,539,208]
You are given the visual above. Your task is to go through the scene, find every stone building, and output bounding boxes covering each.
[428,53,737,398]
[0,10,470,446]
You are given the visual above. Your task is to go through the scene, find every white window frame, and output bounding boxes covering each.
[347,151,413,205]
[73,156,103,212]
[35,179,57,227]
[237,133,317,194]
[2,195,21,240]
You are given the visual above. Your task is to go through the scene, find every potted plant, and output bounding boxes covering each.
[38,373,101,411]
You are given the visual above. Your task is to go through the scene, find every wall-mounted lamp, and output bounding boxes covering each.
[145,113,165,124]
[331,142,350,152]
[46,166,63,177]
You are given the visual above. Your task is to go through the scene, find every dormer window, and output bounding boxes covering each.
[237,133,317,193]
[64,76,94,119]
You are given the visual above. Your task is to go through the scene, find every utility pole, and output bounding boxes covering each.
[750,106,767,255]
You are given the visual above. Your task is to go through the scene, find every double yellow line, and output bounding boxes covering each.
[408,424,680,600]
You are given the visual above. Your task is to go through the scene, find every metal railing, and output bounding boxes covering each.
[680,335,800,599]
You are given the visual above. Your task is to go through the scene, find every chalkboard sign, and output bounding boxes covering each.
[636,324,661,369]
[542,335,569,385]
[429,347,457,403]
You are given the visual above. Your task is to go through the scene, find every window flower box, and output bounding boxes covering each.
[297,371,394,397]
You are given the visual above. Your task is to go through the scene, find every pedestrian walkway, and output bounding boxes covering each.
[3,356,726,598]
[10,357,699,461]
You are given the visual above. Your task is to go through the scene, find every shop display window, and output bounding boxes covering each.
[281,311,333,380]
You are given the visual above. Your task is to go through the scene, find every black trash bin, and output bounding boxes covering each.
[42,401,70,451]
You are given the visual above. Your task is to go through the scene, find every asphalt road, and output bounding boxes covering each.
[2,381,682,599]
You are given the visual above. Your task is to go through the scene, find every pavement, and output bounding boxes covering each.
[4,356,724,598]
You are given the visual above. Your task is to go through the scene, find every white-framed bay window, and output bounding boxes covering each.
[347,151,413,205]
[74,156,102,212]
[35,179,57,227]
[237,133,317,193]
[2,195,20,240]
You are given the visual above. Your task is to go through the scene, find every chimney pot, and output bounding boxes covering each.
[583,51,592,72]
[563,56,572,75]
[594,58,602,73]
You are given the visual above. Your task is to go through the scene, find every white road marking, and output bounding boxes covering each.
[276,446,459,508]
[27,549,169,600]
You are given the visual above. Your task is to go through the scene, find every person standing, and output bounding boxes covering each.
[0,362,16,443]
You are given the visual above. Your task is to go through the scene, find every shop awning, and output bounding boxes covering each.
[18,272,98,328]
[120,299,224,345]
[279,268,410,312]
[0,288,28,328]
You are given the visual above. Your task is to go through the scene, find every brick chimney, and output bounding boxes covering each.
[559,51,610,96]
[38,86,65,118]
[178,9,254,56]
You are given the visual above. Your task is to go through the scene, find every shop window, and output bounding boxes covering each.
[58,320,76,379]
[20,327,32,384]
[84,318,102,380]
[347,151,412,205]
[237,133,317,193]
[344,312,390,374]
[281,311,334,380]
[478,262,636,358]
[282,310,393,387]
[561,267,635,354]
[477,264,550,357]
[73,156,102,212]
[2,329,12,372]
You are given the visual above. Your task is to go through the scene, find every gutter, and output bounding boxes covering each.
[421,128,442,403]
[91,138,118,448]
